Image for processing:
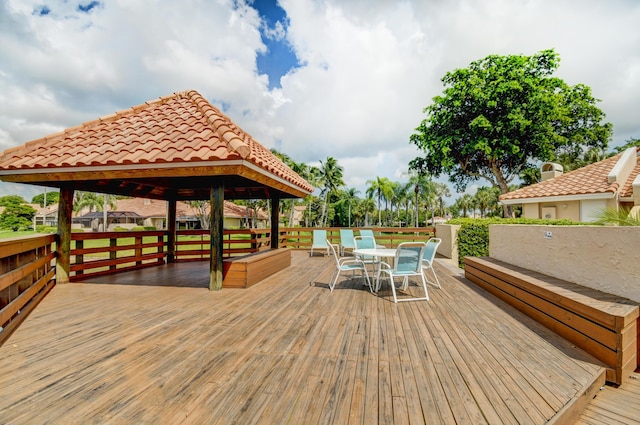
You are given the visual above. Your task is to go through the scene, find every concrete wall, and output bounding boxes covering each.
[489,224,640,302]
[435,224,460,265]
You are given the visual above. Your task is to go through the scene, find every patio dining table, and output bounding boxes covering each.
[352,248,397,291]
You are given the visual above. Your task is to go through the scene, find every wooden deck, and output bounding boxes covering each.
[0,251,616,424]
[576,371,640,424]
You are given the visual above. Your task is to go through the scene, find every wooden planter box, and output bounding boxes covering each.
[223,248,291,288]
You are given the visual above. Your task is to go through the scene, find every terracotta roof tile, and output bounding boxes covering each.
[500,153,625,201]
[0,90,312,194]
[620,160,640,198]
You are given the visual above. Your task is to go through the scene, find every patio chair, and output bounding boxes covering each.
[377,242,429,303]
[354,235,380,268]
[359,229,385,248]
[421,238,442,289]
[359,229,375,238]
[310,229,329,256]
[339,229,356,256]
[327,241,371,292]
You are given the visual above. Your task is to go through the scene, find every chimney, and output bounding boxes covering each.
[540,162,563,181]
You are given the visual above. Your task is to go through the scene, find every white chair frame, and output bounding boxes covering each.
[421,238,442,289]
[377,242,429,303]
[327,241,371,292]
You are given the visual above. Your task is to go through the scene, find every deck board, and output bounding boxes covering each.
[0,251,615,424]
[576,372,640,425]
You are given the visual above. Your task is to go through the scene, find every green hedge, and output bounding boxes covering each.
[35,225,57,233]
[447,218,581,268]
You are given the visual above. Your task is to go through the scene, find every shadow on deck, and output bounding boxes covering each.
[0,251,610,424]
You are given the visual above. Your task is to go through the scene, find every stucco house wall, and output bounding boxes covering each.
[489,224,640,303]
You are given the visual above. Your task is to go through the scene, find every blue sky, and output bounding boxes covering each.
[252,0,299,89]
[0,0,639,202]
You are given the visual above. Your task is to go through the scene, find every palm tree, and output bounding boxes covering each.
[474,187,498,218]
[456,193,474,218]
[74,192,117,231]
[433,183,451,218]
[407,171,435,227]
[271,149,301,226]
[366,176,394,226]
[381,179,395,225]
[73,191,102,213]
[394,183,410,227]
[302,165,322,227]
[318,157,345,227]
[335,187,359,227]
[356,197,376,227]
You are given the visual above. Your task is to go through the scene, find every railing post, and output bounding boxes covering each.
[166,199,177,263]
[76,240,84,277]
[109,237,117,271]
[135,236,143,266]
[56,187,74,284]
[209,181,224,291]
[271,195,280,249]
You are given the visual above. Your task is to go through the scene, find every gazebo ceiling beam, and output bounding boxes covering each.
[19,176,300,201]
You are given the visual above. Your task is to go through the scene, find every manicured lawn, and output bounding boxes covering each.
[0,230,43,239]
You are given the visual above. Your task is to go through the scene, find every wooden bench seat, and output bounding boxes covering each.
[465,256,639,385]
[222,248,291,288]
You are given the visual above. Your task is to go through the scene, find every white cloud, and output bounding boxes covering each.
[0,0,639,203]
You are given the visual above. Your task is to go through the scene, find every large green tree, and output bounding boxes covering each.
[32,191,60,207]
[410,49,612,217]
[0,202,36,231]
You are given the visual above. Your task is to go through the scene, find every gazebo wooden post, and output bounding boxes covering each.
[209,179,224,291]
[166,198,177,263]
[271,195,280,249]
[56,187,74,284]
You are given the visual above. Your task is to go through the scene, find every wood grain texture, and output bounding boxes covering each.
[575,372,640,425]
[465,256,639,386]
[0,252,608,424]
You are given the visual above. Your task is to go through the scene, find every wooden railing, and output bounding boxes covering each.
[69,229,274,279]
[279,227,436,250]
[174,229,272,261]
[0,234,56,346]
[70,231,166,281]
[68,227,438,279]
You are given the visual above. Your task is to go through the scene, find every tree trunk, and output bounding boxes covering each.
[494,170,514,218]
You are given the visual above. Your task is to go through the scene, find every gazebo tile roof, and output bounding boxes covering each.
[0,91,313,197]
[0,90,313,196]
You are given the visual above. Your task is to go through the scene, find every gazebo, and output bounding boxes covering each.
[0,90,313,290]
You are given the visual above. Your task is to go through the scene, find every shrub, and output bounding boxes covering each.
[113,226,128,232]
[36,225,57,233]
[448,217,580,268]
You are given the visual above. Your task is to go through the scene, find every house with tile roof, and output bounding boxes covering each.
[111,198,268,230]
[500,147,640,222]
[35,198,269,231]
